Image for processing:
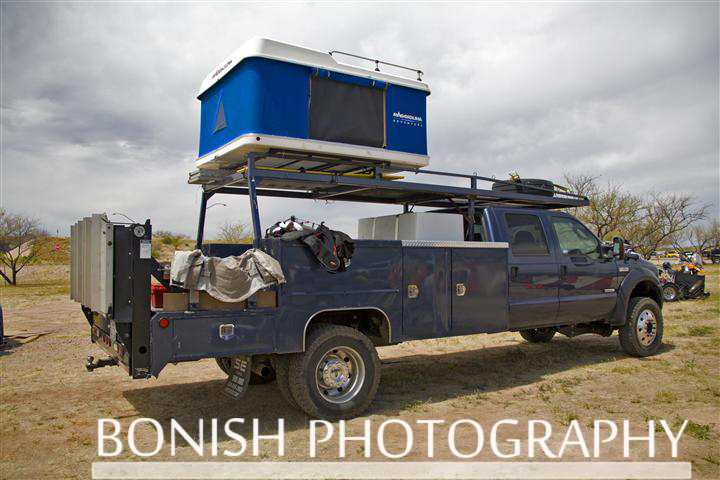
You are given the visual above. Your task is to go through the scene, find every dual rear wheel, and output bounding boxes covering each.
[279,324,381,420]
[216,324,381,419]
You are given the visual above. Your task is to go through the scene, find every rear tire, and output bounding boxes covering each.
[288,324,380,420]
[520,328,556,343]
[274,354,300,409]
[662,284,679,302]
[619,297,663,357]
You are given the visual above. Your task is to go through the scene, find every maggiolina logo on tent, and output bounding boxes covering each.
[212,60,233,79]
[393,111,423,127]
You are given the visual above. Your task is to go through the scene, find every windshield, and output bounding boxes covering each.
[551,216,601,259]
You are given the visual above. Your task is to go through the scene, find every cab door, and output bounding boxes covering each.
[549,215,618,324]
[501,211,560,330]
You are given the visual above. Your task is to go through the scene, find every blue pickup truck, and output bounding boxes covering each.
[70,153,663,419]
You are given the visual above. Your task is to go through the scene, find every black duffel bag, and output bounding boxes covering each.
[301,224,355,273]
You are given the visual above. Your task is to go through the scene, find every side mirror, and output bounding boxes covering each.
[600,243,614,260]
[613,237,625,260]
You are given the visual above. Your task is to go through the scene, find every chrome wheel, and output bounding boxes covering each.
[315,346,365,404]
[636,309,658,346]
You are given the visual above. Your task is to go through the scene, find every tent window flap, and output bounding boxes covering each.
[309,75,384,148]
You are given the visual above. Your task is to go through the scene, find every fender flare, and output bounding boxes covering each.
[302,307,392,351]
[612,270,663,325]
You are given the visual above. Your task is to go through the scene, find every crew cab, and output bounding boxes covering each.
[71,153,663,419]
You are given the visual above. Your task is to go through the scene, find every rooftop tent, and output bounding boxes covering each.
[196,38,430,171]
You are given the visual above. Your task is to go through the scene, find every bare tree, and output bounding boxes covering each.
[564,174,643,240]
[0,209,46,285]
[683,219,720,252]
[217,221,252,243]
[626,193,708,258]
[563,175,709,258]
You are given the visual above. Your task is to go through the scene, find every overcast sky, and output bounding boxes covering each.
[1,2,718,238]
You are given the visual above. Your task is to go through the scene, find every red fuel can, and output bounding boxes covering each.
[150,283,167,309]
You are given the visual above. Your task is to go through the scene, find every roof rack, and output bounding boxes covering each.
[189,150,588,209]
[188,150,588,246]
[328,50,424,81]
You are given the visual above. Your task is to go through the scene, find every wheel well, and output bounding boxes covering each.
[304,308,392,348]
[629,280,662,307]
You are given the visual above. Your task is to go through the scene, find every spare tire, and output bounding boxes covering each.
[492,178,555,197]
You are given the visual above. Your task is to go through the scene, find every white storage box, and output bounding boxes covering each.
[357,212,463,241]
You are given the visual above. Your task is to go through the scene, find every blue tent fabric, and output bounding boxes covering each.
[198,56,427,158]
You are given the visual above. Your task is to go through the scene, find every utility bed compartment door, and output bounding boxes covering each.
[451,247,509,334]
[402,248,450,338]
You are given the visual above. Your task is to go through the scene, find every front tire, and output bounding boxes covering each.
[619,297,663,357]
[288,324,381,420]
[520,328,556,343]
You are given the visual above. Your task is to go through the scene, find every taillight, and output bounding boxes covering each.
[158,317,170,329]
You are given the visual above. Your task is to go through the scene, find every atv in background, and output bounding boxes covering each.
[659,261,710,302]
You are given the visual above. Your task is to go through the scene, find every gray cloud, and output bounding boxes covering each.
[1,2,717,238]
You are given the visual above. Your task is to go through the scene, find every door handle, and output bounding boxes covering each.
[511,266,518,280]
[570,256,592,266]
[560,265,568,276]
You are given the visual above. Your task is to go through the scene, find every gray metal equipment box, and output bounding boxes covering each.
[357,212,464,241]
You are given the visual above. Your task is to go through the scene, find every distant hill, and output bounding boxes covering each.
[33,237,70,265]
[26,236,250,266]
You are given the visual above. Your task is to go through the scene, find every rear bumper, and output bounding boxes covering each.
[149,309,279,377]
[90,320,130,373]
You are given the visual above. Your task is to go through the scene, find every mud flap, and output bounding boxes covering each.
[223,356,252,400]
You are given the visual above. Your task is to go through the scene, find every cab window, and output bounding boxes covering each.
[504,213,550,256]
[472,214,488,241]
[551,217,601,259]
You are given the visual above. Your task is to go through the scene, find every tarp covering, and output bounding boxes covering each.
[309,75,385,148]
[170,249,286,303]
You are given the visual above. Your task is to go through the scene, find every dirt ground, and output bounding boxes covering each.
[1,263,718,480]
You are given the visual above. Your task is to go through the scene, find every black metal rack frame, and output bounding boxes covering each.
[189,150,589,247]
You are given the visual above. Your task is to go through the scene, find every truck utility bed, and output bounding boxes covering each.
[149,238,509,376]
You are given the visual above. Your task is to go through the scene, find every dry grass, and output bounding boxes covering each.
[0,264,70,309]
[32,237,70,265]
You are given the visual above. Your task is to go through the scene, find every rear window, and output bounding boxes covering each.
[505,213,550,256]
[467,212,488,241]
